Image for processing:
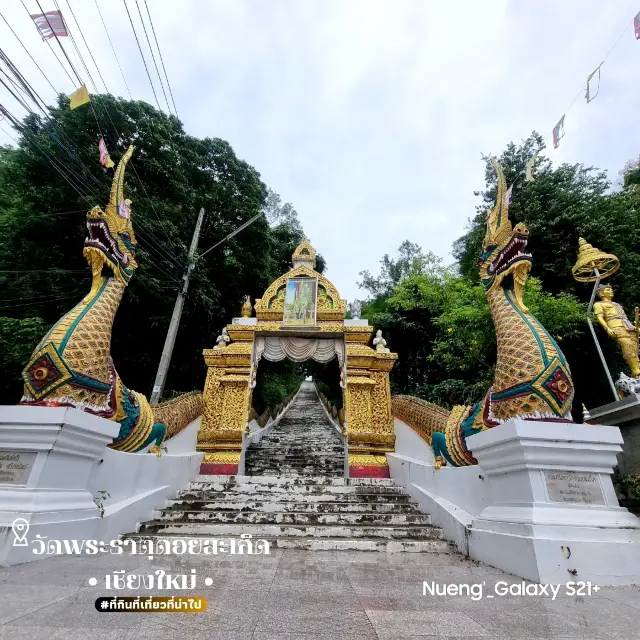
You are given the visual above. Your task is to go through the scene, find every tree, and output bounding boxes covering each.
[361,241,587,411]
[0,95,317,404]
[452,133,640,409]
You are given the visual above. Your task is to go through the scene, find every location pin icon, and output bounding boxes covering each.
[12,518,29,547]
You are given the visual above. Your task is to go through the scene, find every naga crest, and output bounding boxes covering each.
[83,145,137,284]
[478,157,532,311]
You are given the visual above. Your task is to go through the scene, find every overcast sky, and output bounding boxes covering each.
[1,1,639,303]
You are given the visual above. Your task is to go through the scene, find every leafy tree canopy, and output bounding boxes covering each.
[0,95,315,404]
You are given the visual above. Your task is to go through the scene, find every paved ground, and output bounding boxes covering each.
[0,549,638,639]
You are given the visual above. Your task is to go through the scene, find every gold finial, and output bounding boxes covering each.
[571,237,619,282]
[241,295,252,318]
[292,236,317,268]
[582,404,591,421]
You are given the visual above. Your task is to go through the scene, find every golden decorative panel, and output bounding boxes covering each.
[348,454,388,467]
[254,265,346,321]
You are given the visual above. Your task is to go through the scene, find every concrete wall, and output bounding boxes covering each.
[88,418,202,542]
[388,417,486,554]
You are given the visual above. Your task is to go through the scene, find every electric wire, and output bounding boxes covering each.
[63,0,109,93]
[0,10,58,95]
[134,0,171,115]
[3,9,188,280]
[122,0,162,111]
[143,0,178,117]
[33,0,84,87]
[94,0,131,98]
[19,0,76,87]
[0,293,80,309]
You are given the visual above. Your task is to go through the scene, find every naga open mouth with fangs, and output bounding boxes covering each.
[400,157,575,468]
[20,145,203,453]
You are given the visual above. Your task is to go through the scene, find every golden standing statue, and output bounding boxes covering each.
[593,285,640,377]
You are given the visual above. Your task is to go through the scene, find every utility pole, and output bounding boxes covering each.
[150,208,205,404]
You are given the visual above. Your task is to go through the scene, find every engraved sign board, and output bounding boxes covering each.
[0,450,37,485]
[543,471,605,506]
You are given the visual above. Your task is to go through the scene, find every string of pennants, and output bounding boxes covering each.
[497,8,640,208]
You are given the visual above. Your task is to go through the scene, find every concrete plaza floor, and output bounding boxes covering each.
[0,548,638,639]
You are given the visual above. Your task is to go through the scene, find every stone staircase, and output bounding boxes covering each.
[244,383,345,476]
[127,383,450,552]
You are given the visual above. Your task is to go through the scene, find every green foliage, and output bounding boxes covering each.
[306,358,342,409]
[0,95,315,404]
[620,475,640,500]
[451,132,640,409]
[0,316,49,401]
[362,239,586,409]
[252,360,305,415]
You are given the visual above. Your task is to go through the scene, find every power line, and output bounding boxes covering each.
[19,0,76,87]
[0,10,59,95]
[0,20,188,276]
[198,211,266,260]
[134,0,171,115]
[0,269,88,273]
[0,293,79,309]
[33,0,84,87]
[122,0,162,111]
[94,0,131,99]
[63,0,109,93]
[54,0,98,93]
[143,0,179,117]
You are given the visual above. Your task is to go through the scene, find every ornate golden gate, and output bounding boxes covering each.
[197,238,397,478]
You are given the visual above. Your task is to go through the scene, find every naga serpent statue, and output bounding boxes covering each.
[20,145,203,453]
[412,158,575,468]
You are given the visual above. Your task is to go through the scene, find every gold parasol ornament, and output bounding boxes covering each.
[571,237,619,283]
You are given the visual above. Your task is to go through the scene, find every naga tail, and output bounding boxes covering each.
[391,395,450,443]
[152,391,204,439]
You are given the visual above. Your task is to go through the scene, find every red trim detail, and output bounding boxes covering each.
[349,465,390,478]
[199,462,238,475]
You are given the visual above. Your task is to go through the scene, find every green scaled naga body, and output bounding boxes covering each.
[20,146,203,453]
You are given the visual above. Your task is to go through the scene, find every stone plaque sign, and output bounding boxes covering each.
[0,450,37,486]
[543,471,605,505]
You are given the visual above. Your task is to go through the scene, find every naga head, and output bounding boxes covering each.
[478,157,532,311]
[83,145,137,284]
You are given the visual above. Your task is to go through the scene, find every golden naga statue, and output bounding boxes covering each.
[398,158,575,469]
[593,285,640,377]
[20,146,203,452]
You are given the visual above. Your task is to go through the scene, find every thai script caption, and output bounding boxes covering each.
[11,518,269,557]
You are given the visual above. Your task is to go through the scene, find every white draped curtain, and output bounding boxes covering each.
[254,337,345,366]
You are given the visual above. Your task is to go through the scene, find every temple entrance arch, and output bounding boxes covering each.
[197,238,397,477]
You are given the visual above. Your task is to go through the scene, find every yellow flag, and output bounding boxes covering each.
[69,84,90,109]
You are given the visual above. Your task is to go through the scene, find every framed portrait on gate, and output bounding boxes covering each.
[283,277,318,326]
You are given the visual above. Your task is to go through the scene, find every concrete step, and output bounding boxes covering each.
[128,383,444,554]
[156,510,432,526]
[166,499,422,514]
[192,475,395,486]
[184,481,405,495]
[176,491,413,504]
[123,533,451,553]
[137,521,443,540]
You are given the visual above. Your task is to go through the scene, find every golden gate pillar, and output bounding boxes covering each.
[344,340,397,478]
[199,339,253,474]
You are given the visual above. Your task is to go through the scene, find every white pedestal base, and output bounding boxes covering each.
[466,420,640,585]
[0,406,119,566]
